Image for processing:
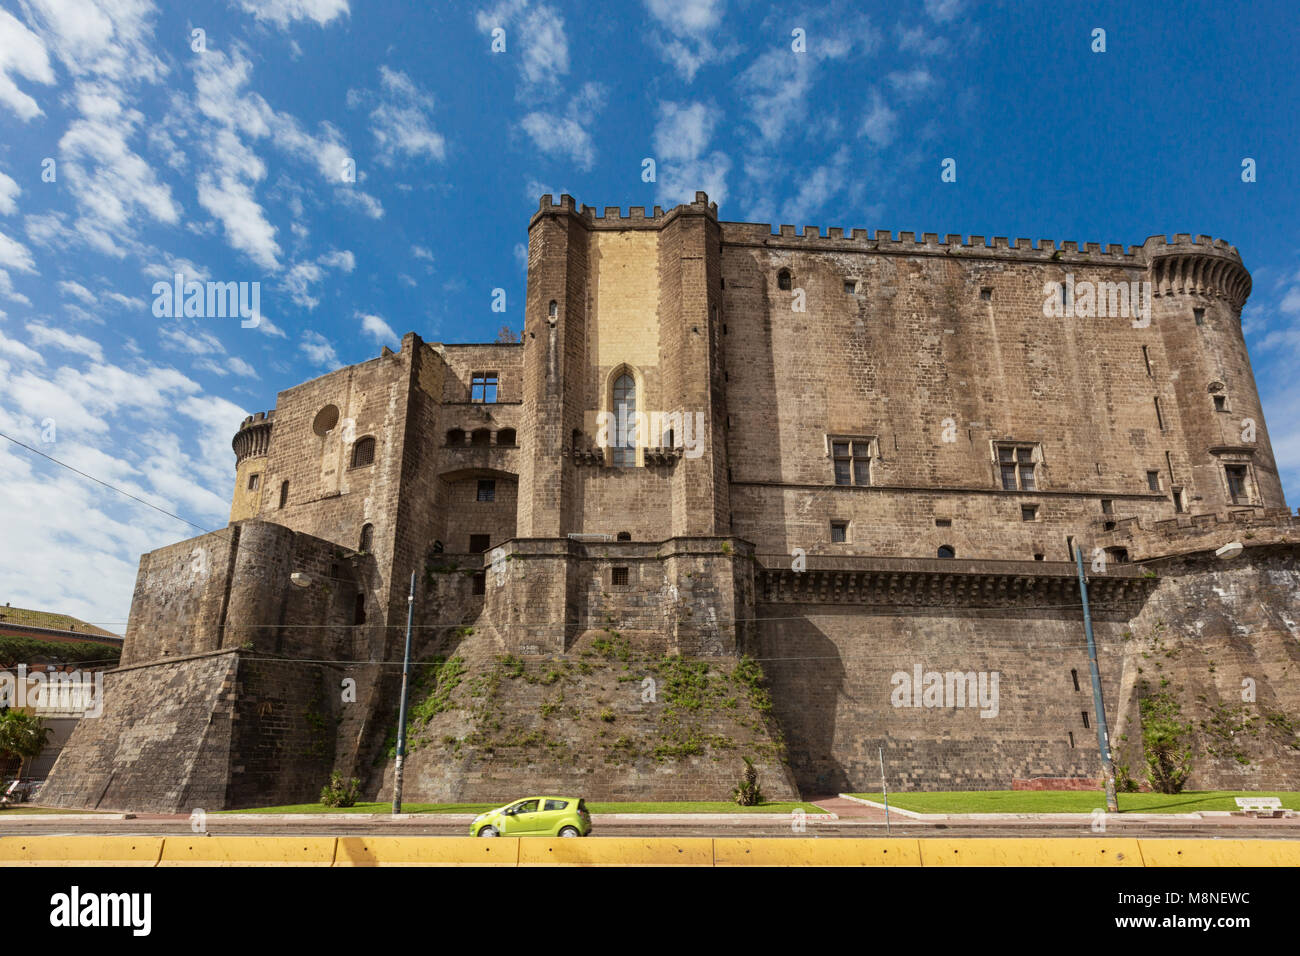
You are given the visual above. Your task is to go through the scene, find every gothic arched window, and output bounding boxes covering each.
[612,373,636,467]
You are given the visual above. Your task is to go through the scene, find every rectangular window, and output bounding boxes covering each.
[996,443,1039,491]
[248,473,260,491]
[1021,505,1038,521]
[980,287,993,301]
[1082,711,1090,729]
[477,479,496,502]
[469,534,491,553]
[471,372,499,403]
[830,521,848,543]
[1101,499,1113,515]
[1147,470,1161,492]
[1173,487,1187,513]
[844,279,857,294]
[612,566,629,586]
[472,571,486,595]
[1213,395,1227,412]
[1194,308,1205,326]
[1154,396,1165,430]
[830,437,872,486]
[1225,465,1249,504]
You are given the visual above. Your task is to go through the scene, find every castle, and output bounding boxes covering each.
[43,192,1300,811]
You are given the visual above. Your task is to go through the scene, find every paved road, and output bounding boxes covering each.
[2,818,1298,839]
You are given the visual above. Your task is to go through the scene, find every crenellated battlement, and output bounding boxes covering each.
[532,190,718,230]
[232,410,274,464]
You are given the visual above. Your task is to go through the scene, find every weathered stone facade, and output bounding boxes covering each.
[45,192,1298,811]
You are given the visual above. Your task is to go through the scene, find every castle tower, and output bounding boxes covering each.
[229,411,273,521]
[1145,236,1283,513]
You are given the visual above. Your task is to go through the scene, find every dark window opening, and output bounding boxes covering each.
[1082,711,1090,729]
[980,287,993,301]
[1106,547,1130,563]
[997,444,1038,491]
[1194,307,1205,326]
[1213,395,1227,412]
[353,593,366,626]
[612,373,637,468]
[844,280,857,294]
[1173,487,1187,513]
[471,372,499,403]
[477,479,496,502]
[472,571,486,595]
[497,428,516,446]
[471,428,491,447]
[612,566,629,586]
[1147,471,1160,492]
[1154,396,1165,430]
[446,428,465,445]
[937,545,956,559]
[1141,345,1152,376]
[832,438,872,486]
[1034,553,1045,561]
[1104,521,1116,531]
[935,518,952,527]
[248,472,260,491]
[777,269,792,291]
[1071,669,1080,691]
[359,523,373,552]
[469,534,491,553]
[830,521,848,543]
[1225,465,1249,504]
[279,480,289,509]
[352,436,376,467]
[1101,499,1113,514]
[1021,505,1038,521]
[1069,732,1075,749]
[616,531,632,541]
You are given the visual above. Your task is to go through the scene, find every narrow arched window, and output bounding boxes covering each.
[777,269,792,291]
[471,428,491,447]
[359,523,373,552]
[279,480,289,509]
[352,436,375,467]
[617,531,632,541]
[446,428,465,445]
[937,545,956,559]
[612,373,637,467]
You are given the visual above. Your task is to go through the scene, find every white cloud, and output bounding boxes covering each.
[643,0,727,82]
[237,0,350,28]
[0,328,43,365]
[652,101,730,207]
[0,228,37,273]
[0,169,20,215]
[228,357,259,378]
[59,280,97,305]
[514,242,528,272]
[887,68,936,98]
[519,83,606,171]
[477,0,570,95]
[924,0,963,23]
[299,329,339,367]
[411,245,434,262]
[357,311,398,345]
[0,8,55,120]
[26,322,105,362]
[898,24,949,56]
[860,87,897,148]
[351,67,446,166]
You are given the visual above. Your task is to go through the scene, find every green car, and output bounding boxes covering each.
[470,796,592,837]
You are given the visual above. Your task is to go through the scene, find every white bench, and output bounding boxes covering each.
[1235,796,1285,818]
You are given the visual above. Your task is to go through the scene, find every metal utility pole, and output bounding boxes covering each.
[392,571,416,815]
[878,746,890,834]
[1075,546,1118,812]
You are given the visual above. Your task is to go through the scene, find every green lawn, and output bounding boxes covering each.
[848,790,1300,814]
[220,800,825,815]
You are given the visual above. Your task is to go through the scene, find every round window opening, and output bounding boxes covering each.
[313,404,340,437]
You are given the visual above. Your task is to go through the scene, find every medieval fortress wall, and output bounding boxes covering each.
[43,193,1297,811]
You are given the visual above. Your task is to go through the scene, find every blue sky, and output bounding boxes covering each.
[0,0,1297,631]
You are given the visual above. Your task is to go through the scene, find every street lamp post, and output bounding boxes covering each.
[392,571,416,815]
[1075,545,1118,812]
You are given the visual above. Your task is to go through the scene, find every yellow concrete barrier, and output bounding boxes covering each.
[715,837,922,866]
[334,837,520,866]
[518,837,714,866]
[919,838,1144,867]
[1137,839,1300,867]
[0,836,164,867]
[158,836,337,866]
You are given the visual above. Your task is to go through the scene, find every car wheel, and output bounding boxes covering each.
[479,826,499,837]
[558,826,580,837]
